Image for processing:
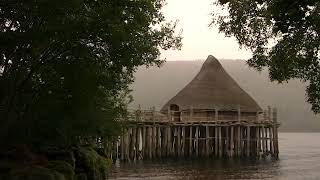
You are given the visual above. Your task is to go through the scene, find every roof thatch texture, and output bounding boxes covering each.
[161,55,262,112]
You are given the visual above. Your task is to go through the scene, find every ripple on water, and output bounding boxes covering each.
[110,133,320,180]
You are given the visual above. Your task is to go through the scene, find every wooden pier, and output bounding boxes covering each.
[112,107,280,161]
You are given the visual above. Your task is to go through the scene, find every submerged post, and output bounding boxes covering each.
[273,108,279,159]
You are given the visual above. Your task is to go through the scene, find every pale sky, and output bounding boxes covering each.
[160,0,252,61]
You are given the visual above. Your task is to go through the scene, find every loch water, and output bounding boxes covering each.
[110,133,320,180]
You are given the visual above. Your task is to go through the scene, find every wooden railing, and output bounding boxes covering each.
[120,106,279,126]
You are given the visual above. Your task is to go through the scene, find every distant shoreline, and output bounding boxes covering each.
[279,130,320,133]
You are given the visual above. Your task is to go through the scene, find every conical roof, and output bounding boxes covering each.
[161,55,262,112]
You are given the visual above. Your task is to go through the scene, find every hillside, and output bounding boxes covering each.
[129,60,320,132]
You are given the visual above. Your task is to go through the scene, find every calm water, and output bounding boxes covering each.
[110,133,320,180]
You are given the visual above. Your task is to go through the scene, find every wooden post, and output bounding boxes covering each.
[206,125,210,157]
[152,106,156,122]
[167,126,172,156]
[157,126,161,158]
[230,126,234,157]
[190,106,193,121]
[246,126,250,157]
[269,127,274,156]
[148,127,152,159]
[215,108,219,157]
[153,125,157,158]
[256,126,261,158]
[189,126,193,157]
[273,108,279,158]
[168,107,171,122]
[142,126,146,159]
[215,108,218,122]
[237,106,241,157]
[177,126,181,157]
[125,128,130,161]
[268,106,271,121]
[182,126,186,157]
[121,129,125,160]
[195,126,199,157]
[215,126,218,157]
[238,105,241,122]
[163,126,168,157]
[131,127,137,161]
[218,126,222,158]
[261,125,266,157]
[237,126,241,157]
[225,127,229,157]
[137,127,141,160]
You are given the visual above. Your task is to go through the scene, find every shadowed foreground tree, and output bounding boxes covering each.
[0,0,182,148]
[213,0,320,113]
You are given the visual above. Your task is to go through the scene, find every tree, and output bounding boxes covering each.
[0,0,181,147]
[213,0,320,113]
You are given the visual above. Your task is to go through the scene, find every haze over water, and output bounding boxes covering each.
[110,133,320,180]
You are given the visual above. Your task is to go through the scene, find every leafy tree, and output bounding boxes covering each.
[213,0,320,113]
[0,0,181,148]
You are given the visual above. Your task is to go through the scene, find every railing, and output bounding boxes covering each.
[120,106,279,125]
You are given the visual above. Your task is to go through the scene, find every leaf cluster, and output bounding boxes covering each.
[0,0,182,148]
[213,0,320,113]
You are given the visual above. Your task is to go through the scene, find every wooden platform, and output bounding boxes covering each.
[111,107,280,162]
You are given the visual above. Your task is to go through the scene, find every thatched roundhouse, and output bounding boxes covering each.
[161,55,262,122]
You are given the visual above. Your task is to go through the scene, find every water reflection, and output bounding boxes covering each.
[110,133,320,180]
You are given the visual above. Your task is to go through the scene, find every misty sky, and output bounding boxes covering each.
[160,0,252,61]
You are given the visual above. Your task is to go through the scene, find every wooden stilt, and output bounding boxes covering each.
[189,126,193,157]
[121,129,125,161]
[218,126,222,158]
[157,126,161,158]
[215,126,218,157]
[148,127,152,159]
[261,126,266,157]
[177,126,181,157]
[225,127,229,157]
[125,128,130,161]
[237,126,241,157]
[115,106,279,161]
[195,126,199,157]
[182,126,186,157]
[142,126,146,159]
[137,127,141,160]
[206,125,210,157]
[256,126,261,158]
[230,126,234,157]
[273,108,279,158]
[131,127,136,161]
[246,126,250,157]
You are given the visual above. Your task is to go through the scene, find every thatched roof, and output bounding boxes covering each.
[161,55,262,112]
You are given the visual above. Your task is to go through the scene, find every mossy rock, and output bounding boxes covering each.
[75,173,87,180]
[46,149,75,169]
[8,165,66,180]
[74,147,110,180]
[47,161,74,180]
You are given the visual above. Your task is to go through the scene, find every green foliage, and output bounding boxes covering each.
[74,147,109,180]
[213,0,320,113]
[46,161,75,180]
[0,0,182,147]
